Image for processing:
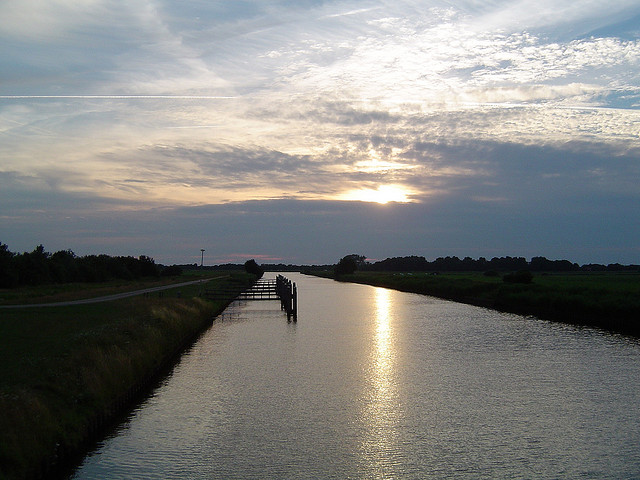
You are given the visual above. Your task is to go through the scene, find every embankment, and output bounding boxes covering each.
[0,273,254,480]
[315,271,640,337]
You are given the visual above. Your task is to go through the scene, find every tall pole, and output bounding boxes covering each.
[200,249,205,268]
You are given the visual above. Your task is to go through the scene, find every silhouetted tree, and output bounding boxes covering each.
[488,256,528,271]
[0,243,164,287]
[372,255,428,271]
[530,256,579,272]
[77,255,109,282]
[15,245,52,285]
[137,255,160,277]
[0,242,17,288]
[50,249,79,283]
[335,254,364,275]
[244,259,264,276]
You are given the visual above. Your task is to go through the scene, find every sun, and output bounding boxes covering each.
[340,185,412,204]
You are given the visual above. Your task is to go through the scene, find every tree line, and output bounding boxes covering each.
[0,243,181,288]
[336,254,639,274]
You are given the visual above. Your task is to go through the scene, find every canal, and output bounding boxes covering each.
[70,273,640,479]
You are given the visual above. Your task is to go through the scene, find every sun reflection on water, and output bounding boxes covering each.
[373,287,393,387]
[360,287,400,473]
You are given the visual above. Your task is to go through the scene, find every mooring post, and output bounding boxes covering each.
[286,281,292,321]
[274,275,297,321]
[292,283,297,322]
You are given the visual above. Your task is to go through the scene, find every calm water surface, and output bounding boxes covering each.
[71,273,640,479]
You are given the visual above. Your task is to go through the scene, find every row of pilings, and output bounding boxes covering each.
[275,275,297,322]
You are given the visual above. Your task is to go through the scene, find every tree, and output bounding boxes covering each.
[335,254,365,275]
[50,249,79,283]
[138,255,160,277]
[244,259,264,277]
[0,242,17,288]
[16,245,52,285]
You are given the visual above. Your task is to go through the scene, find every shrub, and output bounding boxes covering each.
[161,265,183,277]
[503,270,534,284]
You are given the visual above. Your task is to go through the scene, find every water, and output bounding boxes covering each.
[71,273,640,479]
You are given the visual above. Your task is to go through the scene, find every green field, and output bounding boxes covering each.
[0,272,254,480]
[319,271,640,337]
[0,269,216,306]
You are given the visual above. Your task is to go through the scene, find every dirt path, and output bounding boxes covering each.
[0,276,225,309]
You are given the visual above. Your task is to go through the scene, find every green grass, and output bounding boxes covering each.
[0,272,254,480]
[0,274,215,306]
[323,271,640,336]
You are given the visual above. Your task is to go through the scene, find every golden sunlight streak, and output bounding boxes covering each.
[340,185,413,204]
[371,287,394,400]
[374,288,393,358]
[359,287,399,470]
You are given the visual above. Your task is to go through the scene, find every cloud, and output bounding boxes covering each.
[0,0,232,96]
[1,0,639,264]
[270,17,640,112]
[1,94,638,210]
[4,135,637,213]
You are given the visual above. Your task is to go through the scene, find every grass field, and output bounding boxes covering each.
[317,271,640,337]
[0,272,254,480]
[0,269,215,306]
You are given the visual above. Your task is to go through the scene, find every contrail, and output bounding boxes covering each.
[167,125,224,129]
[0,95,236,99]
[320,6,382,19]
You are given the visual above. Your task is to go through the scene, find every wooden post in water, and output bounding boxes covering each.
[205,275,296,320]
[275,275,297,322]
[292,282,297,322]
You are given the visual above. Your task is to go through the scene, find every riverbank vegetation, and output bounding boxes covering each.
[347,253,639,274]
[316,270,640,337]
[0,271,255,480]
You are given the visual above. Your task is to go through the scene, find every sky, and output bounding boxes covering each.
[1,0,639,266]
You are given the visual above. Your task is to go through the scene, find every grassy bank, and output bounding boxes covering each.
[0,272,254,480]
[315,271,640,337]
